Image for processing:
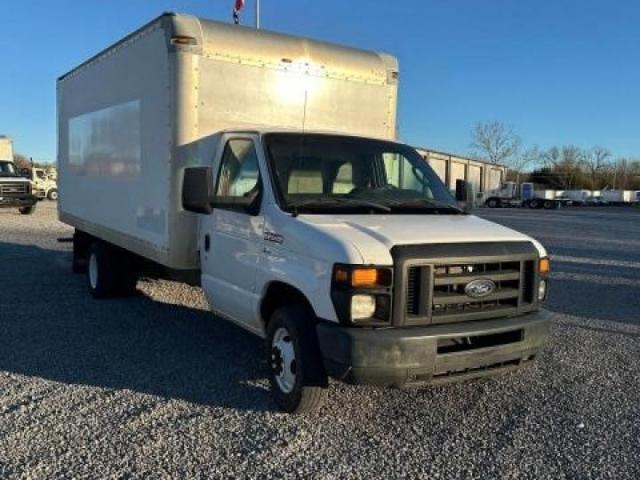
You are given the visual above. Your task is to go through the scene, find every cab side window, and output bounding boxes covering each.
[214,139,262,213]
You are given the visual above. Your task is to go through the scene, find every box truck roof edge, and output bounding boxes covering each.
[57,12,398,86]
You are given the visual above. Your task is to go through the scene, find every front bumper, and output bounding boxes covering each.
[0,194,38,208]
[317,309,551,385]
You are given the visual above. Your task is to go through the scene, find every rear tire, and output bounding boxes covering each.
[487,198,498,208]
[529,199,540,209]
[267,305,328,413]
[543,200,553,209]
[18,205,36,215]
[47,189,58,201]
[72,231,90,274]
[87,242,119,299]
[86,242,138,298]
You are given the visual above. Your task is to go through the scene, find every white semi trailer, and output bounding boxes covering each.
[58,13,551,412]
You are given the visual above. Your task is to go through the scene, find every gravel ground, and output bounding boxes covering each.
[0,202,638,479]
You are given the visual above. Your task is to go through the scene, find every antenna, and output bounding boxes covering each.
[302,89,308,133]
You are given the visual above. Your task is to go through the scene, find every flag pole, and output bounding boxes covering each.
[255,0,260,29]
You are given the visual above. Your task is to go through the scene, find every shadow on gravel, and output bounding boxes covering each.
[0,241,274,412]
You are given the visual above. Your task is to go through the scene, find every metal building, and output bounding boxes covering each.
[415,147,506,194]
[0,135,13,161]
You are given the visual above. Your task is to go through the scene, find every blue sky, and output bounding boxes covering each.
[1,0,639,162]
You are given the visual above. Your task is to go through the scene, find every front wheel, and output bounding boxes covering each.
[47,189,58,201]
[19,205,36,215]
[267,305,328,413]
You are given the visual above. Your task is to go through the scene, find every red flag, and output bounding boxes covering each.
[233,0,245,24]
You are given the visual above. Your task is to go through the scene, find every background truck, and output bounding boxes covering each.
[485,182,569,209]
[21,167,58,200]
[58,13,551,413]
[601,190,639,205]
[0,160,38,214]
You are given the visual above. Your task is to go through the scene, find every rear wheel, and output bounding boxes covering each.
[543,200,553,209]
[88,242,118,299]
[87,242,138,298]
[18,205,36,215]
[267,305,328,413]
[47,189,58,201]
[486,198,498,208]
[529,199,540,209]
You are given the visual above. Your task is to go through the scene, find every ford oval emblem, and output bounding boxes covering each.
[464,279,496,298]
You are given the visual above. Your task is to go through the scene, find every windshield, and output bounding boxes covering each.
[0,161,19,176]
[264,133,460,214]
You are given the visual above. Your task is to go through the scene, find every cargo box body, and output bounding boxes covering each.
[0,136,13,161]
[601,190,636,203]
[57,13,399,270]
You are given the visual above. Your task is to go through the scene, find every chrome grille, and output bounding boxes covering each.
[0,182,29,195]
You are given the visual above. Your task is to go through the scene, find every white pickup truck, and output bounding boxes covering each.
[58,13,550,412]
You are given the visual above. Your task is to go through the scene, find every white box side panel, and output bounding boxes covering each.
[58,26,172,257]
[0,137,13,161]
[196,58,397,140]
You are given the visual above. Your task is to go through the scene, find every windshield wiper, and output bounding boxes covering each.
[287,197,391,215]
[387,198,465,214]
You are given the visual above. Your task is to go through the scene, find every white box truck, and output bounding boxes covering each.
[601,190,637,205]
[58,13,551,412]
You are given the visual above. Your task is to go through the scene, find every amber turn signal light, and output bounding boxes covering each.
[539,257,550,276]
[334,266,392,288]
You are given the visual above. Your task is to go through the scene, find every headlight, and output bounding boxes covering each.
[538,279,547,301]
[351,295,376,321]
[331,264,393,325]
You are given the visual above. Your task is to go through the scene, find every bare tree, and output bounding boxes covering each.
[13,153,31,171]
[470,121,521,166]
[542,145,585,189]
[583,146,610,189]
[508,146,543,183]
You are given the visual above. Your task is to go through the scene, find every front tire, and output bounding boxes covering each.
[19,205,36,215]
[47,189,58,200]
[267,305,328,413]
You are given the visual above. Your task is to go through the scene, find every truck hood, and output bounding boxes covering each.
[0,176,30,183]
[297,213,546,264]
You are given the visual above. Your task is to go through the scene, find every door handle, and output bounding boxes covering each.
[204,234,210,252]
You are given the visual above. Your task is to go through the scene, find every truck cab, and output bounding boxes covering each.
[181,130,551,412]
[22,167,58,200]
[0,160,37,214]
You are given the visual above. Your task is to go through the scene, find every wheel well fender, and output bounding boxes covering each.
[260,282,316,327]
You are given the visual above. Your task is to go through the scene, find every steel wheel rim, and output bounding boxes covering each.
[89,253,98,290]
[271,327,296,394]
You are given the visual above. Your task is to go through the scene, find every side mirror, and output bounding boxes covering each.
[455,179,474,212]
[182,167,214,214]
